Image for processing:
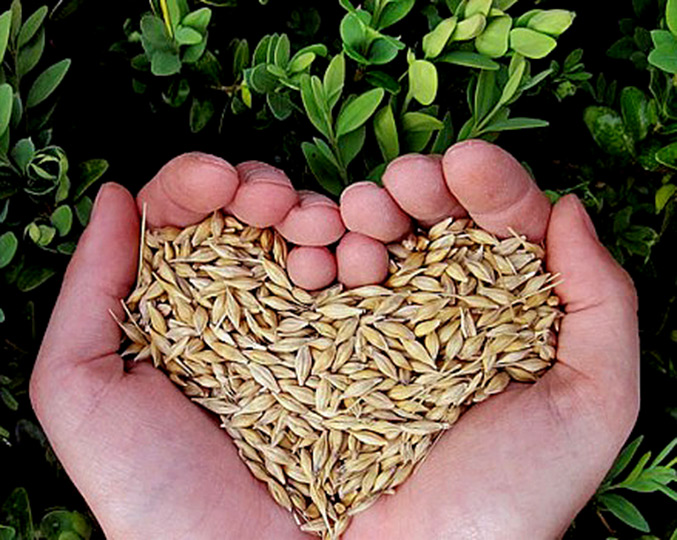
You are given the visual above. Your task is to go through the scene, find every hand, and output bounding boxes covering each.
[30,141,639,539]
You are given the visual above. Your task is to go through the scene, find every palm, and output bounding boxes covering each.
[31,142,638,539]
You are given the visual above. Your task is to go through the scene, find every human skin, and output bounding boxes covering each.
[29,140,639,539]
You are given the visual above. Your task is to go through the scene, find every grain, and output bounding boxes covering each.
[119,211,561,540]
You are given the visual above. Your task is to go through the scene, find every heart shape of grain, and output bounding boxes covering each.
[119,211,561,539]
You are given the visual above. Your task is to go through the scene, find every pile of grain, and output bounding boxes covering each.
[118,211,561,539]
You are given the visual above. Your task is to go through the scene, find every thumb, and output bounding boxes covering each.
[546,194,639,435]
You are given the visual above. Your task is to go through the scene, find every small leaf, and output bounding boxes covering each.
[656,142,677,169]
[11,138,35,173]
[17,265,56,292]
[605,436,645,483]
[409,60,438,106]
[526,9,575,37]
[438,51,500,70]
[475,16,512,58]
[423,17,457,59]
[302,142,343,196]
[74,196,93,227]
[0,10,12,65]
[300,75,332,139]
[335,88,384,137]
[0,310,5,325]
[339,126,367,168]
[500,55,526,105]
[364,70,402,93]
[620,87,651,143]
[1,488,34,540]
[340,12,367,50]
[650,437,677,467]
[0,200,8,223]
[274,34,290,69]
[402,112,445,132]
[0,232,18,269]
[51,205,73,237]
[367,38,402,65]
[510,28,557,59]
[483,117,549,132]
[182,7,211,34]
[431,111,455,153]
[323,54,345,111]
[474,69,498,121]
[288,52,315,74]
[73,159,108,200]
[266,92,293,121]
[452,13,486,41]
[598,493,650,532]
[648,33,677,73]
[27,58,72,108]
[39,510,91,540]
[668,0,677,36]
[374,104,400,162]
[584,106,635,158]
[17,28,45,78]
[17,6,47,48]
[377,0,416,30]
[151,51,181,76]
[189,97,215,133]
[0,84,12,138]
[465,0,492,18]
[1,387,18,411]
[174,26,202,45]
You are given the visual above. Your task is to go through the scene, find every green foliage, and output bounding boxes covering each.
[594,436,677,533]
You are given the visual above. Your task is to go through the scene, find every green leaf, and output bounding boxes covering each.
[324,54,345,111]
[274,34,290,69]
[300,75,332,139]
[0,10,11,65]
[189,97,214,133]
[668,0,677,36]
[648,33,677,73]
[73,159,108,200]
[423,17,457,59]
[247,64,279,93]
[17,29,45,78]
[17,265,56,291]
[452,13,486,41]
[339,126,367,167]
[526,9,575,37]
[656,142,677,169]
[620,87,651,143]
[1,488,34,540]
[10,0,21,43]
[302,142,343,196]
[26,59,71,108]
[11,138,35,173]
[510,28,557,59]
[364,71,401,93]
[482,117,548,132]
[51,205,73,237]
[39,510,91,540]
[606,436,644,483]
[0,84,12,138]
[584,106,635,158]
[650,437,677,467]
[17,6,47,48]
[465,0,492,17]
[232,39,249,76]
[474,69,498,121]
[598,493,650,532]
[367,38,402,65]
[151,51,181,76]
[74,196,93,226]
[175,26,202,45]
[0,232,18,269]
[335,88,384,137]
[438,51,500,70]
[182,7,212,34]
[402,112,445,132]
[340,12,367,50]
[499,54,526,105]
[475,15,512,58]
[431,111,455,153]
[374,104,400,162]
[1,387,18,411]
[377,0,416,30]
[409,60,438,106]
[266,92,293,121]
[288,52,315,74]
[0,200,8,223]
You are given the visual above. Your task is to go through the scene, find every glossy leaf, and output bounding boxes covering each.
[288,52,315,74]
[266,92,293,120]
[51,205,73,237]
[377,0,416,30]
[452,13,486,41]
[648,32,677,73]
[335,88,384,137]
[302,142,343,195]
[656,142,677,169]
[0,10,12,65]
[324,54,345,111]
[475,16,512,58]
[367,38,401,65]
[374,104,400,162]
[274,34,290,69]
[423,17,457,59]
[510,28,557,59]
[526,9,575,37]
[409,60,438,106]
[584,106,635,158]
[0,84,12,138]
[0,232,18,269]
[18,6,47,48]
[340,12,367,50]
[620,87,652,143]
[598,493,649,532]
[438,51,500,70]
[474,69,498,121]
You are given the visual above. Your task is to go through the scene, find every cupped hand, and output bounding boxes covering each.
[30,141,639,540]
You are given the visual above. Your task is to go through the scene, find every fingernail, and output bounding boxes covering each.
[91,183,112,221]
[571,195,598,241]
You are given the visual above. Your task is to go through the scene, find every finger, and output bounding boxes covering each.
[228,161,298,228]
[442,140,550,241]
[340,182,411,242]
[137,152,240,228]
[36,183,138,372]
[287,247,337,290]
[336,232,389,288]
[382,154,466,226]
[547,195,639,429]
[275,191,345,246]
